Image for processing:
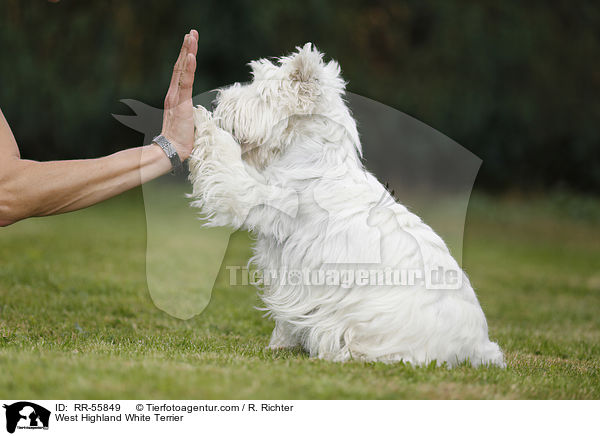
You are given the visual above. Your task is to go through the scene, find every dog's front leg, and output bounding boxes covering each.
[188,106,298,235]
[268,320,301,350]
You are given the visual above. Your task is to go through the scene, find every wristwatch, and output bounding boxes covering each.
[153,134,184,175]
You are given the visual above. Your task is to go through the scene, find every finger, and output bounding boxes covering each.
[172,33,190,80]
[165,34,190,109]
[178,53,196,103]
[188,29,198,58]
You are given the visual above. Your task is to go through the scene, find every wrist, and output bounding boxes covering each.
[160,132,190,162]
[175,145,190,162]
[153,134,184,175]
[139,144,175,183]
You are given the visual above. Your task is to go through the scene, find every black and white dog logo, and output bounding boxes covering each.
[3,402,50,434]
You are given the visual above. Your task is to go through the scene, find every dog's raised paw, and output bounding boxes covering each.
[193,105,212,124]
[192,105,217,152]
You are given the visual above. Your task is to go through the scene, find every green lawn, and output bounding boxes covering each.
[1,186,599,399]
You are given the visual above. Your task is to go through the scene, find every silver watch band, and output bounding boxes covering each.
[153,134,184,175]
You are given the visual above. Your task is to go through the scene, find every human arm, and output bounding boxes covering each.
[0,30,198,227]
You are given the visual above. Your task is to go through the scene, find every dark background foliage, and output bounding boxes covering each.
[1,0,598,193]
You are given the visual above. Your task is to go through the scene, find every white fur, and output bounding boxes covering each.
[188,43,505,368]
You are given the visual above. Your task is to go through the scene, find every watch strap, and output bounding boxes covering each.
[153,134,184,175]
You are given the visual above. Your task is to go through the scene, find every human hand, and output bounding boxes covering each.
[161,30,198,161]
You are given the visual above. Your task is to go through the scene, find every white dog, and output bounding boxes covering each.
[189,43,505,367]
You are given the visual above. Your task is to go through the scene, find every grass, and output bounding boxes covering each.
[0,185,599,399]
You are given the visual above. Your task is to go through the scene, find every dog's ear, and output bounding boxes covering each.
[287,43,323,83]
[281,43,346,113]
[280,43,326,112]
[249,58,277,80]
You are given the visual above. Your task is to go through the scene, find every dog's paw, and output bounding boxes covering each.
[191,105,217,156]
[268,328,300,350]
[193,104,212,125]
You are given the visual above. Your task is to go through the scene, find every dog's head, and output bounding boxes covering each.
[212,43,360,168]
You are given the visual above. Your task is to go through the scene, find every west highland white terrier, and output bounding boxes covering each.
[188,43,505,367]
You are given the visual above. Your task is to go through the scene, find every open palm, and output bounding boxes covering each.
[161,30,199,161]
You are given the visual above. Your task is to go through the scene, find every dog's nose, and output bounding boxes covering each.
[210,99,218,111]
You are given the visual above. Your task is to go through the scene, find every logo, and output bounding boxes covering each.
[3,402,50,434]
[114,90,481,319]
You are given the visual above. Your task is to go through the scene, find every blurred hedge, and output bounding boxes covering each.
[1,0,599,193]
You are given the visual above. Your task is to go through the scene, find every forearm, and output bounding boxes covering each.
[0,144,171,225]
